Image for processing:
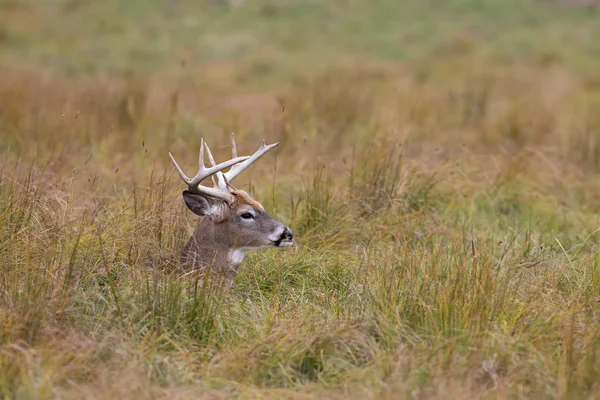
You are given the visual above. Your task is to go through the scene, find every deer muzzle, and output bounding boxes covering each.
[273,226,294,247]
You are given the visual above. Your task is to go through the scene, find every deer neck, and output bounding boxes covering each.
[180,217,245,275]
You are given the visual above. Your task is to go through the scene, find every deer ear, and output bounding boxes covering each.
[182,190,224,219]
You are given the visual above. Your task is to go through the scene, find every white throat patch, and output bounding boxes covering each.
[228,249,246,265]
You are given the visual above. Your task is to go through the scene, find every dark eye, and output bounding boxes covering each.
[240,212,254,220]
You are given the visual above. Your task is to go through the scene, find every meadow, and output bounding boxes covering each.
[2,0,600,398]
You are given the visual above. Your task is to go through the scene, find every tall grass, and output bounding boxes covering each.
[2,110,600,397]
[2,0,600,398]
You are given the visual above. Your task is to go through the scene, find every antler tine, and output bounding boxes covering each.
[203,141,230,192]
[223,139,279,182]
[197,137,205,179]
[169,152,191,183]
[185,139,248,187]
[203,140,217,168]
[169,138,249,202]
[231,132,238,158]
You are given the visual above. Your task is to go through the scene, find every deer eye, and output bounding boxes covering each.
[240,212,254,220]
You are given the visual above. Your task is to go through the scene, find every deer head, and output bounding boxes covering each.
[168,134,293,286]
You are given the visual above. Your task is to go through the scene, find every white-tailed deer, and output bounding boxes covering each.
[168,134,293,288]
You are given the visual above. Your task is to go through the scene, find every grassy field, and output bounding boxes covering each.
[2,0,600,398]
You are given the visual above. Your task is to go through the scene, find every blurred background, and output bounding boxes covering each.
[2,0,600,176]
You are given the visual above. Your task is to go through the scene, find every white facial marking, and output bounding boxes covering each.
[209,204,223,216]
[267,226,287,243]
[229,249,246,264]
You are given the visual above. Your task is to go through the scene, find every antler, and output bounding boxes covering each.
[203,133,279,192]
[169,137,249,202]
[170,134,278,201]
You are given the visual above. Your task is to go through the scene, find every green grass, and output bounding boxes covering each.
[2,0,600,78]
[2,0,600,398]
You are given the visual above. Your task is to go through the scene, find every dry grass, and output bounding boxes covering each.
[2,1,600,399]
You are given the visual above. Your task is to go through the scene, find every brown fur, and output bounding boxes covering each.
[171,188,292,289]
[232,189,264,211]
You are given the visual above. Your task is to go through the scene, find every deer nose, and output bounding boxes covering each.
[281,227,293,241]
